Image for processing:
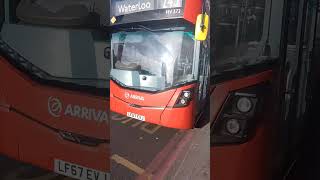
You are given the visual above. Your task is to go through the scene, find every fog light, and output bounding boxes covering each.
[225,119,241,134]
[236,97,252,113]
[180,98,187,105]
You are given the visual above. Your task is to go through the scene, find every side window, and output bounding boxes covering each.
[214,0,266,60]
[0,0,110,90]
[212,0,285,76]
[198,42,210,101]
[0,0,4,27]
[178,33,194,76]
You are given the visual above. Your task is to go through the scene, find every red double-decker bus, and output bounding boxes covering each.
[211,0,319,179]
[109,0,210,130]
[0,0,110,179]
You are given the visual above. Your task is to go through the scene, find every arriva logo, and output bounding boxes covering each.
[48,96,62,117]
[125,92,130,99]
[124,92,144,101]
[47,96,109,124]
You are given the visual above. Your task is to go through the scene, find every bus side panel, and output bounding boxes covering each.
[0,57,109,139]
[212,115,275,180]
[18,115,109,172]
[0,111,20,160]
[183,0,202,24]
[0,57,110,172]
[0,56,20,160]
[160,104,194,129]
[211,70,279,180]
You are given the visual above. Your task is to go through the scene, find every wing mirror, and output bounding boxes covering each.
[195,13,209,41]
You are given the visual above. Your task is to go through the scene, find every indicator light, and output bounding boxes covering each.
[111,16,117,24]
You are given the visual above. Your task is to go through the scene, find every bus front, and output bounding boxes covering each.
[0,0,110,177]
[109,0,209,129]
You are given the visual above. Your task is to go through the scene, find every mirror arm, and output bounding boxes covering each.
[200,1,206,31]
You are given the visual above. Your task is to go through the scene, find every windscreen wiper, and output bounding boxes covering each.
[119,25,185,33]
[111,77,158,92]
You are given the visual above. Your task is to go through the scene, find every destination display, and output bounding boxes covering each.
[110,0,189,25]
[114,0,156,16]
[114,0,183,16]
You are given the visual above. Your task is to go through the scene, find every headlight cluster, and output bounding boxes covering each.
[212,85,265,145]
[174,89,193,107]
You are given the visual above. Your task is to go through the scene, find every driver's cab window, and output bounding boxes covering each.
[0,0,110,89]
[173,32,194,83]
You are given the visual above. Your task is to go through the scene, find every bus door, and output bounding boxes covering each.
[272,0,318,178]
[280,0,318,168]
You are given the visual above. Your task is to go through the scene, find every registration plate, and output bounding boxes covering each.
[127,112,145,121]
[54,159,110,180]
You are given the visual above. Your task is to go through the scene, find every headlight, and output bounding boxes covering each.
[225,119,241,135]
[212,83,265,145]
[180,98,187,105]
[236,97,252,113]
[183,91,191,98]
[174,89,193,108]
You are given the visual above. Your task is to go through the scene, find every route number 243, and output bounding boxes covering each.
[163,0,182,8]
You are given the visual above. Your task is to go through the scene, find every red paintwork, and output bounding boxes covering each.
[211,70,280,180]
[110,80,198,129]
[0,57,109,171]
[183,0,203,24]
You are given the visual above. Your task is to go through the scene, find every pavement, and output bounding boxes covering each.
[110,112,210,180]
[163,124,210,180]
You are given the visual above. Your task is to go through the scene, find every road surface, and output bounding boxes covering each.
[110,113,210,180]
